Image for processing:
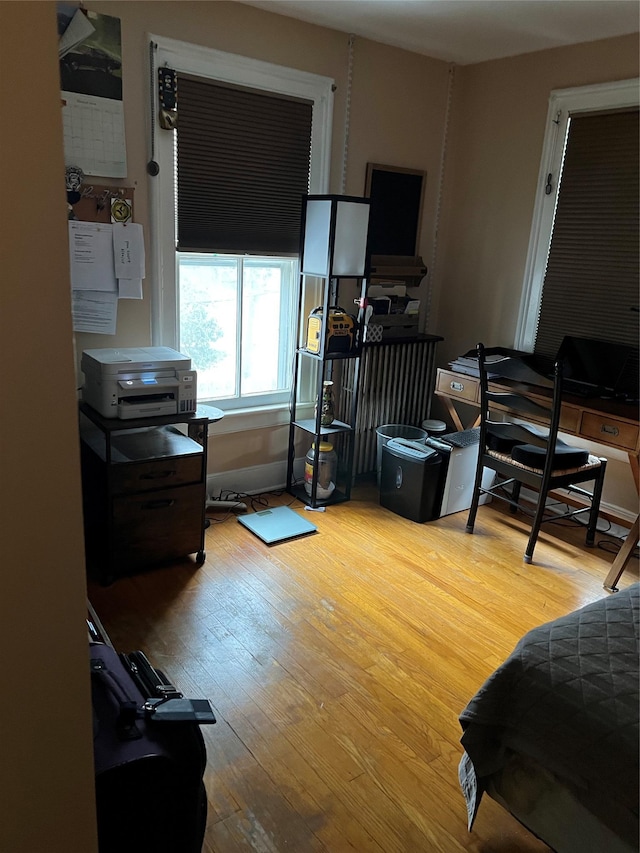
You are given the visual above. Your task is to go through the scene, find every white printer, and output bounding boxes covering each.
[81,347,198,419]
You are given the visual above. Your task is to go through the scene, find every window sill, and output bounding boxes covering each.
[204,402,313,435]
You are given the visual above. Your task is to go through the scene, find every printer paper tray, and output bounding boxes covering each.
[118,398,177,419]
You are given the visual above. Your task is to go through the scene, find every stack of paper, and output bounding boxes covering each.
[449,353,510,378]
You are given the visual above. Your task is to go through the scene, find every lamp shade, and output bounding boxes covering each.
[301,195,370,277]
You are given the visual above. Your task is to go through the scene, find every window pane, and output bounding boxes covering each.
[241,260,293,396]
[178,255,238,400]
[178,254,296,406]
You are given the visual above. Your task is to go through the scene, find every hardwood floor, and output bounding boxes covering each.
[88,481,638,852]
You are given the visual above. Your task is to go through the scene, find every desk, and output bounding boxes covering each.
[435,367,639,587]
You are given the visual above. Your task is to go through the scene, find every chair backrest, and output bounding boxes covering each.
[475,342,576,481]
[476,342,559,439]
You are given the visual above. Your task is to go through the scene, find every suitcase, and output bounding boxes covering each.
[89,641,215,853]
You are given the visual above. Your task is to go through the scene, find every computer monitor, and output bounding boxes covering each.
[556,335,638,397]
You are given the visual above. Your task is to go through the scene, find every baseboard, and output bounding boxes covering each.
[206,458,306,499]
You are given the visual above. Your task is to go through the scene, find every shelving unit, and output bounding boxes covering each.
[286,195,371,508]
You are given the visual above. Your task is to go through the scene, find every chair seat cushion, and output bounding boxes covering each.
[511,439,589,469]
[487,421,549,453]
[486,432,521,453]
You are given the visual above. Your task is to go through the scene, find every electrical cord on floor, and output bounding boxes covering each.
[205,507,237,525]
[206,487,302,523]
[596,538,639,560]
[489,480,614,534]
[205,490,251,525]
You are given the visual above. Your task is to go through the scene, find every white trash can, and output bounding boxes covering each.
[422,419,447,437]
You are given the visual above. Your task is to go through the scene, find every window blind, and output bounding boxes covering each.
[176,74,313,254]
[534,109,639,361]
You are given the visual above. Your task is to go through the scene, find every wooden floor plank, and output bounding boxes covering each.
[88,481,637,851]
[225,710,386,852]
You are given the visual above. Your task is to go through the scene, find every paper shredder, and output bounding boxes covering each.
[379,438,443,523]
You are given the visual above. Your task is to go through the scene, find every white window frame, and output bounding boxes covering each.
[516,77,639,352]
[148,34,334,430]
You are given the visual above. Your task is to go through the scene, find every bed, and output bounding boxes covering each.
[458,583,639,853]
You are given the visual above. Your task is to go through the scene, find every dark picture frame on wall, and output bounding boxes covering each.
[364,163,426,258]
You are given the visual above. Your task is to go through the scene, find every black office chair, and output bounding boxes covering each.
[466,342,607,563]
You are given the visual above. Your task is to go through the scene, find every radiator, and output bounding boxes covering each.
[336,336,441,475]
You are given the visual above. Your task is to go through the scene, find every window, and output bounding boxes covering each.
[150,36,334,418]
[178,254,296,408]
[517,78,639,355]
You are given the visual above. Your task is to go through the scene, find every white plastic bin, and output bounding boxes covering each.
[375,424,427,485]
[421,419,447,437]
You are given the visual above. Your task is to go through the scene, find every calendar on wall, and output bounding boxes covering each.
[57,4,127,177]
[61,93,126,177]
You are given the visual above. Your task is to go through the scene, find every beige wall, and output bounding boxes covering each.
[1,3,97,851]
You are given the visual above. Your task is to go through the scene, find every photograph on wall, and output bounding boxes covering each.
[58,4,122,100]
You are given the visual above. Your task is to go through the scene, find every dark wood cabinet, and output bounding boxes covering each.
[79,402,210,584]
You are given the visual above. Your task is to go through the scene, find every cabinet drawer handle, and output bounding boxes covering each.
[451,381,464,392]
[142,499,175,510]
[600,424,619,437]
[140,470,176,480]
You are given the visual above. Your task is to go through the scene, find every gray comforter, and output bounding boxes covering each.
[459,583,639,847]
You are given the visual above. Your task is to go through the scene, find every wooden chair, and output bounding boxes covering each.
[466,342,608,564]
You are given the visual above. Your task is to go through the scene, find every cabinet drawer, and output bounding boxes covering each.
[110,455,203,495]
[580,412,639,451]
[558,407,581,435]
[436,370,479,403]
[111,483,204,567]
